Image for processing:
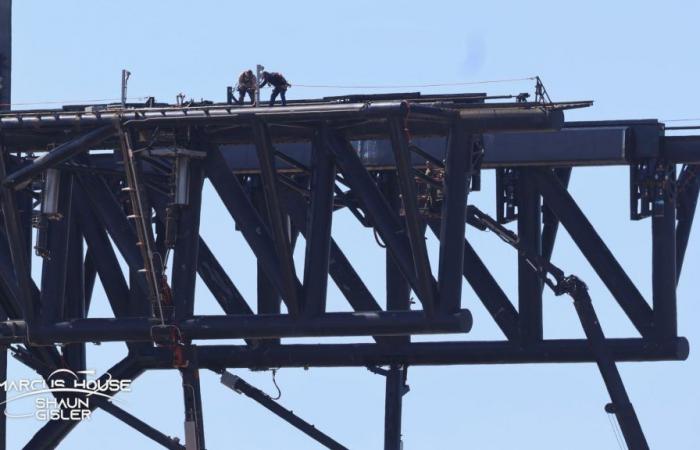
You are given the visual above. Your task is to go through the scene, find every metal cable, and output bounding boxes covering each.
[292,76,537,89]
[270,369,282,400]
[0,76,536,107]
[608,412,627,450]
[663,117,700,122]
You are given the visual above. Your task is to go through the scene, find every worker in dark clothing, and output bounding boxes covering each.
[259,71,291,106]
[236,69,258,106]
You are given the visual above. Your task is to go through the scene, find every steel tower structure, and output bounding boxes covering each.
[1,2,699,449]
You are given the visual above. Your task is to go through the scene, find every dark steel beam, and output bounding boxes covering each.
[0,152,34,320]
[3,126,114,189]
[39,173,73,324]
[430,221,519,341]
[569,290,649,449]
[0,0,9,111]
[381,173,411,346]
[83,250,97,313]
[676,164,700,281]
[281,186,384,319]
[0,310,472,344]
[197,239,253,315]
[138,338,689,369]
[388,117,436,313]
[76,174,149,304]
[541,167,572,263]
[666,135,700,163]
[171,159,204,322]
[302,129,336,316]
[0,344,4,450]
[0,227,24,318]
[147,186,255,318]
[220,371,347,450]
[457,106,564,131]
[517,168,543,344]
[384,364,405,450]
[73,185,131,318]
[252,119,300,314]
[204,144,301,314]
[533,168,654,337]
[436,123,475,312]
[250,182,284,346]
[62,208,86,373]
[71,124,700,176]
[99,400,185,450]
[180,364,205,450]
[651,166,677,339]
[327,131,436,311]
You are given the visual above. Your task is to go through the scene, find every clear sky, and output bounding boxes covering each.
[5,0,700,448]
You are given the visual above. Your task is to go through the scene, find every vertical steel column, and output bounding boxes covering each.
[382,175,409,450]
[282,187,384,316]
[62,213,86,372]
[0,308,5,450]
[252,119,300,314]
[328,133,433,311]
[205,148,299,313]
[0,344,4,450]
[388,117,435,311]
[533,168,654,336]
[676,166,699,280]
[39,173,73,324]
[437,123,474,312]
[517,168,543,344]
[429,219,520,340]
[73,185,131,318]
[652,164,677,338]
[384,364,405,450]
[0,0,10,110]
[302,129,336,316]
[181,364,206,450]
[0,152,34,320]
[172,160,204,322]
[252,181,282,344]
[381,173,411,337]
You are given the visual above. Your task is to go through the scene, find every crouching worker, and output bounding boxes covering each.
[236,69,258,106]
[260,71,291,106]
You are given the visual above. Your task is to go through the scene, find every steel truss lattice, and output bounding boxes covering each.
[0,90,696,449]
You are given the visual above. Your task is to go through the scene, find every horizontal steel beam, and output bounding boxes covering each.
[137,338,689,369]
[0,310,472,344]
[3,125,114,189]
[666,135,700,163]
[457,106,563,131]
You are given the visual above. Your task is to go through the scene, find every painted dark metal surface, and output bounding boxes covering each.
[0,91,695,449]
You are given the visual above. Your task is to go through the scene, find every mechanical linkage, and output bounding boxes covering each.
[466,203,650,450]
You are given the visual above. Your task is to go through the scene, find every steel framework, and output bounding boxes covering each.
[0,89,696,449]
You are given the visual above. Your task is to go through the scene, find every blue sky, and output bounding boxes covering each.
[5,0,700,448]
